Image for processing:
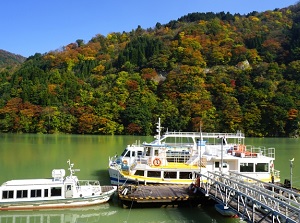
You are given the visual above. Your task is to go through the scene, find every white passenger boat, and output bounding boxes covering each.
[108,119,280,185]
[0,160,117,210]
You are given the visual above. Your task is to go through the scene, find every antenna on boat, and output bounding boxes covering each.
[67,159,80,177]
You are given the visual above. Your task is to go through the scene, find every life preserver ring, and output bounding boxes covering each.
[153,158,161,166]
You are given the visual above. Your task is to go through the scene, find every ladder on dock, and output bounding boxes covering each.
[197,171,300,223]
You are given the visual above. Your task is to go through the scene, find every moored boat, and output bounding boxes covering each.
[108,119,280,185]
[0,160,117,211]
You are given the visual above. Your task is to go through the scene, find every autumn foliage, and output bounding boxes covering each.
[0,5,300,137]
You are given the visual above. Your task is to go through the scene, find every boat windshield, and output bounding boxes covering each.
[121,149,129,157]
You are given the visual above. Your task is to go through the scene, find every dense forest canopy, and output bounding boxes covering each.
[0,4,300,137]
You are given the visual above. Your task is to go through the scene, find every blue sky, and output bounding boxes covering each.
[0,0,297,57]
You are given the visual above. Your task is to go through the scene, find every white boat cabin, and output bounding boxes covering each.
[0,168,101,203]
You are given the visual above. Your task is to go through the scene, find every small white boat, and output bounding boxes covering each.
[214,203,236,217]
[108,118,280,185]
[0,160,117,211]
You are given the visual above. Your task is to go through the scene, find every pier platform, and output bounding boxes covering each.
[118,184,207,208]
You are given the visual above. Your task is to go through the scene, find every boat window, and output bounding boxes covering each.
[133,170,144,176]
[215,162,220,168]
[179,172,192,179]
[164,172,177,179]
[154,149,158,156]
[50,187,62,197]
[2,190,13,199]
[240,163,254,172]
[147,171,161,178]
[137,151,143,156]
[255,163,268,172]
[44,189,49,197]
[16,190,28,198]
[145,147,150,156]
[31,189,42,198]
[121,149,128,156]
[132,151,135,157]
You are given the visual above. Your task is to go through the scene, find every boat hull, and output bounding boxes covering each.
[108,168,137,185]
[0,186,117,211]
[109,167,195,185]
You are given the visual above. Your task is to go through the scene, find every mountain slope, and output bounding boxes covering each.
[0,49,26,71]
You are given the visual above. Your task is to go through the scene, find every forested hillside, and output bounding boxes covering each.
[0,50,26,72]
[0,4,300,137]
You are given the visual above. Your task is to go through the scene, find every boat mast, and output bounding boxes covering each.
[156,118,161,145]
[67,159,80,177]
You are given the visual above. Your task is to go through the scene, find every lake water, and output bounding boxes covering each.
[0,134,299,223]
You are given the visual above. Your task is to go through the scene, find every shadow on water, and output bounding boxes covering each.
[92,169,111,185]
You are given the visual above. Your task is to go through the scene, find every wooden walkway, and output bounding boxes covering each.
[118,184,205,208]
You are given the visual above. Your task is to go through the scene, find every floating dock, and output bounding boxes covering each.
[118,184,207,208]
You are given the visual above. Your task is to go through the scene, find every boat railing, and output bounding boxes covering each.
[78,180,101,188]
[247,146,275,158]
[130,140,143,147]
[163,131,245,139]
[231,145,275,159]
[76,180,102,193]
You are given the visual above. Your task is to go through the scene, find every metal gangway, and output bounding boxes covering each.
[197,171,300,223]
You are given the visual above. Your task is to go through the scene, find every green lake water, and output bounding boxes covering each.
[0,134,299,223]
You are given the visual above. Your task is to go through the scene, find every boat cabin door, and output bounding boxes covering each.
[65,184,73,198]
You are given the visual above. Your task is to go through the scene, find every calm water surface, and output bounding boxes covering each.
[0,134,299,223]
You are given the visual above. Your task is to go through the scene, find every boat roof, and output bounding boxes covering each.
[1,178,62,187]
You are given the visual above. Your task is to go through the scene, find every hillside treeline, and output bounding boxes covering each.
[0,4,300,137]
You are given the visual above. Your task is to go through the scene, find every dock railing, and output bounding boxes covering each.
[197,171,300,222]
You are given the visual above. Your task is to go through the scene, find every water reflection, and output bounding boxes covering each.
[0,204,116,223]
